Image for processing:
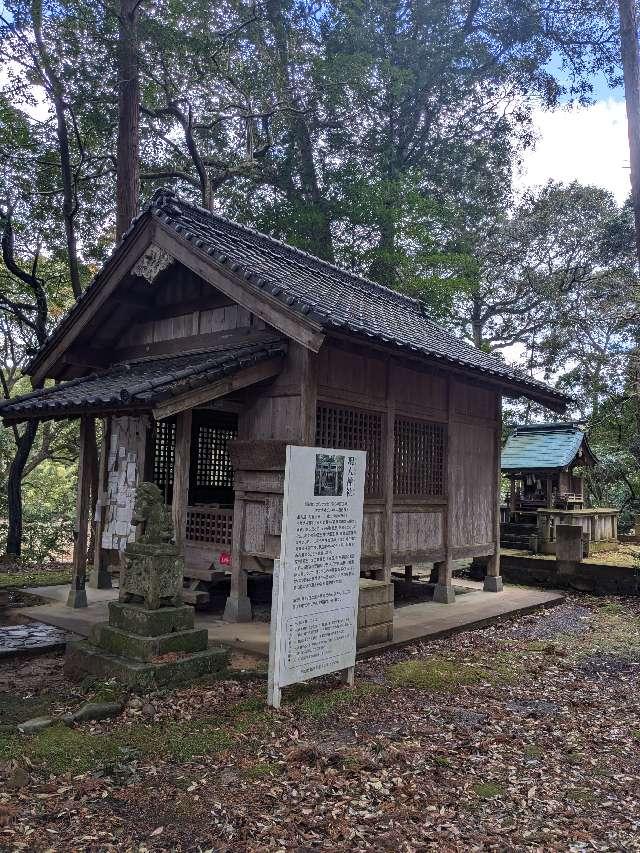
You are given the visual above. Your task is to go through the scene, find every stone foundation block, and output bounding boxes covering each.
[357,622,393,649]
[91,624,209,662]
[108,602,195,636]
[483,575,504,593]
[359,579,393,607]
[223,595,252,623]
[365,602,394,626]
[64,640,230,690]
[433,583,456,604]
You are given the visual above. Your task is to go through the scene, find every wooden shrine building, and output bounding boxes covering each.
[501,423,596,514]
[0,189,567,621]
[500,423,618,555]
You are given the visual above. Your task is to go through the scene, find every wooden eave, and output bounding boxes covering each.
[325,331,568,414]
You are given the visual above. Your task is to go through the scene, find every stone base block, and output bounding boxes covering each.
[432,583,456,604]
[64,640,230,690]
[91,624,209,661]
[67,588,87,609]
[108,602,195,637]
[357,622,393,649]
[223,595,252,623]
[483,575,504,593]
[359,579,394,607]
[88,562,112,590]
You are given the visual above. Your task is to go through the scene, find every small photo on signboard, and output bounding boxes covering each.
[313,453,344,496]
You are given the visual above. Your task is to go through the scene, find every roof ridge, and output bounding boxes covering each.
[149,188,423,312]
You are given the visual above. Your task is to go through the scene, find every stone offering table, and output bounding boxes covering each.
[536,508,619,556]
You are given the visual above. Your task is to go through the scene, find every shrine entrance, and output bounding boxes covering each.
[151,409,238,582]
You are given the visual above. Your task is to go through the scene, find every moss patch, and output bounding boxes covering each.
[387,657,489,691]
[243,761,281,780]
[289,682,381,719]
[473,782,505,799]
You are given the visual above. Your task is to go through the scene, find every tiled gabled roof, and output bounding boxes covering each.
[1,338,286,421]
[26,188,567,407]
[501,423,595,471]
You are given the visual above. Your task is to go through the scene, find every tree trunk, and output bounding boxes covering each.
[116,0,140,240]
[618,0,640,455]
[5,420,39,558]
[31,0,82,299]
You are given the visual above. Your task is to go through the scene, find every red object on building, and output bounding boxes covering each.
[219,552,231,566]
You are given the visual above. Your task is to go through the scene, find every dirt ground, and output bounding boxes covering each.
[2,594,640,851]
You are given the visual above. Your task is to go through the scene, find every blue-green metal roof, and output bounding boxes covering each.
[501,423,595,472]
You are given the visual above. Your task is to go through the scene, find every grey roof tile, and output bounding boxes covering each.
[25,188,567,405]
[1,338,286,421]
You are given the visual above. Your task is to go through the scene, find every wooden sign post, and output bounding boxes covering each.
[268,446,367,708]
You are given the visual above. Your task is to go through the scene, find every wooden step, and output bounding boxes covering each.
[182,588,210,607]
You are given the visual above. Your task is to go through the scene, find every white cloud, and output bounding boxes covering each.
[517,99,631,204]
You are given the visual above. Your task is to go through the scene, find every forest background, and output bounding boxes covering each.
[0,0,638,561]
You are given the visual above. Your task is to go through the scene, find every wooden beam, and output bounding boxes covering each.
[112,327,267,363]
[152,356,285,420]
[67,415,92,607]
[153,223,326,354]
[172,409,192,551]
[31,220,154,384]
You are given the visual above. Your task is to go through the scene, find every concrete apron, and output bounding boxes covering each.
[16,580,563,660]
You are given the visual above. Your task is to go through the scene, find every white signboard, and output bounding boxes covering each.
[267,445,367,708]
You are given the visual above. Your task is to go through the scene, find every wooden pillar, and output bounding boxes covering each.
[404,564,413,582]
[382,361,396,584]
[546,476,553,509]
[300,348,318,446]
[67,416,92,608]
[89,418,112,589]
[509,477,517,514]
[224,490,251,622]
[171,410,192,550]
[434,376,455,603]
[484,394,503,592]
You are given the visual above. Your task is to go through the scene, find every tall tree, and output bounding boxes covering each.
[116,0,141,238]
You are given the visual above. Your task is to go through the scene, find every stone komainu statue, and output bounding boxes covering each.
[131,482,174,544]
[119,482,184,610]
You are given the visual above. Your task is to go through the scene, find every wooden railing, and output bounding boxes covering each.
[185,505,233,547]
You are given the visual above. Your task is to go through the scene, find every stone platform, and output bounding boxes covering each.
[23,580,564,660]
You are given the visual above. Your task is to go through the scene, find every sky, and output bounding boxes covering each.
[517,74,631,204]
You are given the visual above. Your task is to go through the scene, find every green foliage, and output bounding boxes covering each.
[0,569,71,588]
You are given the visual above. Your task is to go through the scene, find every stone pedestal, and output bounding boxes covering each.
[65,601,229,690]
[64,482,229,689]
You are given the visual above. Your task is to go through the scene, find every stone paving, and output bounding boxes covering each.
[0,622,71,658]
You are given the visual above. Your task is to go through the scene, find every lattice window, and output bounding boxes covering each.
[195,420,237,490]
[394,418,446,497]
[185,507,234,546]
[153,419,176,497]
[315,404,383,496]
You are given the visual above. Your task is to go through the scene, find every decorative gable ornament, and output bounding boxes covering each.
[132,244,173,284]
